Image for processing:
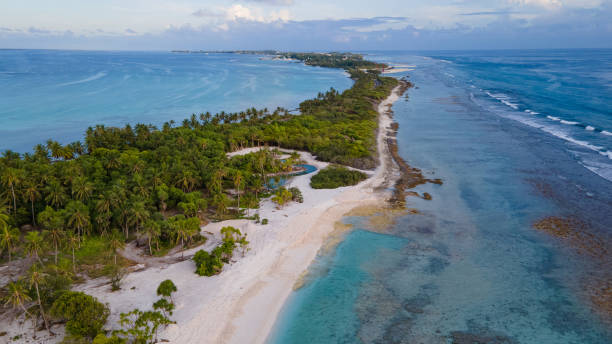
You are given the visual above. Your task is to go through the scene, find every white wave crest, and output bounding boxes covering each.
[58,72,107,86]
[585,126,595,131]
[560,120,579,125]
[602,130,612,136]
[547,116,561,121]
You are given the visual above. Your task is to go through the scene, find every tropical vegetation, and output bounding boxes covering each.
[0,51,398,342]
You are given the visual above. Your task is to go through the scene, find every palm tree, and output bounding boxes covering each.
[233,172,243,214]
[108,231,125,265]
[28,266,51,333]
[38,207,64,264]
[44,180,67,209]
[3,280,32,319]
[173,219,197,260]
[128,201,149,235]
[24,231,45,264]
[0,226,20,262]
[46,140,63,160]
[176,172,198,193]
[66,233,79,272]
[46,228,64,265]
[2,167,24,218]
[66,201,90,241]
[142,220,160,256]
[23,182,41,225]
[71,176,93,202]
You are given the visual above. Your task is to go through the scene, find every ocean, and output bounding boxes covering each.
[268,50,612,343]
[0,50,352,152]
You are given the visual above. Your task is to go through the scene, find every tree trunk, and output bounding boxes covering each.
[181,238,185,259]
[114,253,117,265]
[54,242,58,265]
[31,200,36,226]
[10,185,16,218]
[237,190,240,215]
[148,237,152,256]
[35,283,51,333]
[72,247,76,272]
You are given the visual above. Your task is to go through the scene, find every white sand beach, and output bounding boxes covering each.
[1,86,402,344]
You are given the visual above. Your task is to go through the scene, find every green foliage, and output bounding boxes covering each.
[116,309,172,344]
[272,187,293,208]
[92,334,126,344]
[193,226,248,276]
[193,249,223,276]
[152,298,175,317]
[50,291,109,339]
[261,218,268,225]
[156,279,177,299]
[288,187,303,203]
[310,165,368,189]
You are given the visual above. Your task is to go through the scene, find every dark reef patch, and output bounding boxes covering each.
[449,321,519,344]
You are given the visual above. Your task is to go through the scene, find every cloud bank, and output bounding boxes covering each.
[0,1,610,50]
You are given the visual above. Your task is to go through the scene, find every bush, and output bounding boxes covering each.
[289,187,303,203]
[153,298,175,317]
[310,165,367,189]
[116,309,172,344]
[92,334,126,344]
[193,249,223,276]
[50,291,110,339]
[261,218,268,225]
[156,279,177,300]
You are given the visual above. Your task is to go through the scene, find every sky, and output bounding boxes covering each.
[0,0,611,50]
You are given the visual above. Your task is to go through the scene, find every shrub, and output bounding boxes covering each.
[193,249,223,276]
[288,187,303,203]
[261,218,268,225]
[116,309,172,344]
[153,298,175,317]
[310,165,367,189]
[92,334,126,344]
[156,280,177,301]
[271,187,292,208]
[50,291,109,339]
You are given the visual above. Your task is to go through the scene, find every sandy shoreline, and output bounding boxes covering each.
[1,86,403,344]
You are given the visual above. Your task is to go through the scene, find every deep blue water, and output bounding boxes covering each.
[0,50,352,152]
[269,50,612,343]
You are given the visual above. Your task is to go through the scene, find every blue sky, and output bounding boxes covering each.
[1,0,611,50]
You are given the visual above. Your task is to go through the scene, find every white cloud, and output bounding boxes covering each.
[193,4,291,24]
[510,0,562,8]
[245,0,295,5]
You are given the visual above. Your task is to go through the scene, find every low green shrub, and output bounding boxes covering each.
[310,165,367,189]
[50,291,109,339]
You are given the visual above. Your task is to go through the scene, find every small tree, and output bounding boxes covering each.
[108,230,125,265]
[156,279,177,303]
[153,298,175,317]
[3,279,32,319]
[28,266,51,333]
[24,231,46,264]
[272,187,292,208]
[0,225,20,262]
[116,309,172,344]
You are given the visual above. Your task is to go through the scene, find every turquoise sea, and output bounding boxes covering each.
[1,49,610,343]
[0,50,352,152]
[269,50,612,343]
